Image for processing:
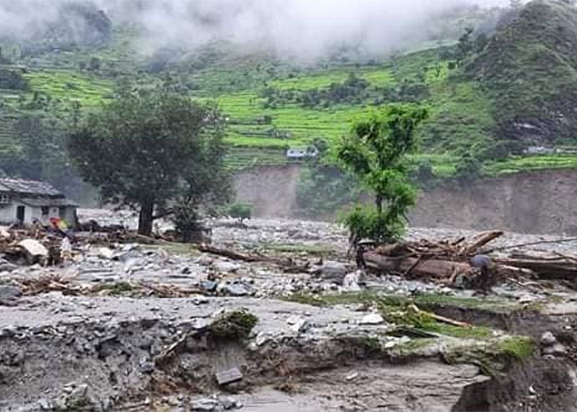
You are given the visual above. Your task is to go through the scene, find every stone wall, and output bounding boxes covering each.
[234,166,577,235]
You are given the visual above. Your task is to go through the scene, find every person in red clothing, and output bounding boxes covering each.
[49,217,68,237]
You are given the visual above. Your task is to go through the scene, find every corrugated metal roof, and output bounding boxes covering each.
[0,178,62,196]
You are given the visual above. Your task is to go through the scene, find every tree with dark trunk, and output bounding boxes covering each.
[336,104,428,247]
[67,86,230,236]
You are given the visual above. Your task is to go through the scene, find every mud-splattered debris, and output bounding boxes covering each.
[216,367,243,386]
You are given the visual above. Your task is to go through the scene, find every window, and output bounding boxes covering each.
[59,207,66,219]
[0,195,9,204]
[41,206,49,216]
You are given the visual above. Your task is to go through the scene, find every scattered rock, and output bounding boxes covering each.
[313,261,348,283]
[19,239,48,258]
[213,261,241,273]
[0,259,17,272]
[224,284,250,297]
[343,271,362,292]
[191,397,220,411]
[201,280,219,292]
[0,285,21,306]
[360,313,384,325]
[286,315,309,333]
[64,384,92,409]
[97,247,115,260]
[219,396,242,410]
[346,372,359,381]
[541,331,557,347]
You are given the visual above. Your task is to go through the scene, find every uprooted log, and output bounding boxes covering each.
[364,252,474,280]
[493,251,577,281]
[197,244,311,273]
[362,230,548,289]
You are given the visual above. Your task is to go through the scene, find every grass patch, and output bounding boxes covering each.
[97,281,138,296]
[284,291,496,340]
[442,336,536,377]
[496,336,536,361]
[209,310,259,341]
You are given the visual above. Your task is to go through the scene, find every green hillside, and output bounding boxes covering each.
[2,0,577,190]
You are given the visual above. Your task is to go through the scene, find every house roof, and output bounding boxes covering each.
[20,197,79,208]
[0,178,78,207]
[0,178,63,197]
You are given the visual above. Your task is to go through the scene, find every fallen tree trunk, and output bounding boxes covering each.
[364,252,474,279]
[461,230,504,256]
[198,244,263,263]
[493,258,577,280]
[198,244,309,273]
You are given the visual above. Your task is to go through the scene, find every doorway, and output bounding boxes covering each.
[16,206,25,223]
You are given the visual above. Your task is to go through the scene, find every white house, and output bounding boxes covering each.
[0,178,78,226]
[286,146,319,161]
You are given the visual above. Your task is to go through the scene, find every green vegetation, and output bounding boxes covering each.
[285,291,493,340]
[442,336,536,377]
[2,0,577,202]
[222,202,253,223]
[467,0,577,143]
[496,336,537,361]
[336,105,428,245]
[68,86,231,236]
[209,310,259,340]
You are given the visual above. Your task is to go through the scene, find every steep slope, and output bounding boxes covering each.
[468,0,577,144]
[4,0,577,189]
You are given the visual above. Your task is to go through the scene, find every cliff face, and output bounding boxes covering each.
[234,166,577,235]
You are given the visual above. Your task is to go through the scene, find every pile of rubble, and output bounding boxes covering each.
[362,230,577,292]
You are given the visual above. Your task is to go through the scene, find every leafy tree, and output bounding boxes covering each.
[223,202,253,224]
[88,56,101,71]
[456,27,474,65]
[336,105,428,246]
[68,87,231,236]
[454,153,482,184]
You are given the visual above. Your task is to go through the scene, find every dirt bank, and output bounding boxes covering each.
[234,167,577,235]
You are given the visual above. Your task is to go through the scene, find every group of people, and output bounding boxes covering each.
[30,217,72,238]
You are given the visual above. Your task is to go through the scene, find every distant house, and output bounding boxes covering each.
[286,146,319,161]
[0,178,78,226]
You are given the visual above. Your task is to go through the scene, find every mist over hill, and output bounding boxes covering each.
[0,0,512,60]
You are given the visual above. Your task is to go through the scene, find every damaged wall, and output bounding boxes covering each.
[234,165,301,218]
[234,167,577,235]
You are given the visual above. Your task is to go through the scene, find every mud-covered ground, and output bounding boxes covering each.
[2,212,577,411]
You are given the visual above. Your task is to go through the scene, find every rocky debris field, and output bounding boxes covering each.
[2,212,577,411]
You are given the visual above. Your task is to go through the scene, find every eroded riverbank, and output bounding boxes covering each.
[2,214,577,411]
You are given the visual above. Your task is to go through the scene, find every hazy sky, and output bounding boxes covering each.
[0,0,513,58]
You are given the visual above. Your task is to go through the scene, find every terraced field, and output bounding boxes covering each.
[2,32,577,175]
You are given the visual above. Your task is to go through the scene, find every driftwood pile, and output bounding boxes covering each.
[363,230,577,288]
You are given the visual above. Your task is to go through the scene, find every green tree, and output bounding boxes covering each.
[336,105,428,246]
[68,88,231,236]
[456,27,474,65]
[223,202,253,224]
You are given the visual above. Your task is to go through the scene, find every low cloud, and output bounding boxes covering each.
[0,0,512,59]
